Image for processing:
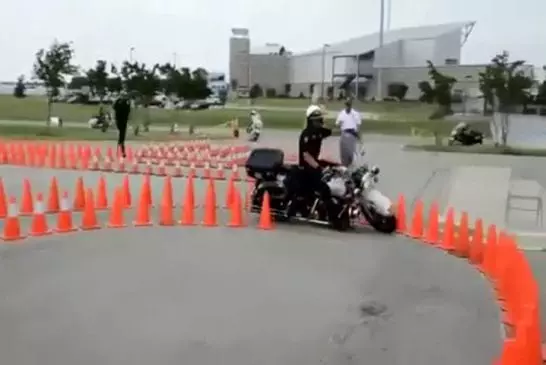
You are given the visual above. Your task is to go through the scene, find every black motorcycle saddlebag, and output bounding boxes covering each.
[245,148,285,180]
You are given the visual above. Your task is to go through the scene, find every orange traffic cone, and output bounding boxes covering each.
[257,192,273,230]
[80,188,100,230]
[107,188,126,228]
[409,199,424,238]
[2,197,24,241]
[424,201,440,245]
[0,178,7,218]
[454,211,470,258]
[495,339,521,365]
[439,207,455,251]
[225,176,235,208]
[134,185,152,227]
[96,175,109,210]
[143,174,153,206]
[162,176,173,210]
[30,193,51,236]
[395,194,406,233]
[469,218,484,266]
[227,186,244,227]
[55,191,77,233]
[46,176,60,213]
[159,187,174,226]
[121,175,132,208]
[73,176,86,211]
[201,179,217,227]
[20,178,34,216]
[244,181,253,211]
[482,224,498,277]
[180,178,196,226]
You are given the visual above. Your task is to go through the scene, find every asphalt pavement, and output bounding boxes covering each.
[0,129,543,364]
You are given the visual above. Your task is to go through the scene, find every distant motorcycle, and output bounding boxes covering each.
[246,113,263,142]
[88,112,112,132]
[448,122,484,146]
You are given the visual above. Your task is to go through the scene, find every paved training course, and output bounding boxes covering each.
[0,132,516,364]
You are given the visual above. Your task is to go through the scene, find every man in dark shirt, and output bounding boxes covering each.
[295,105,335,220]
[112,93,131,158]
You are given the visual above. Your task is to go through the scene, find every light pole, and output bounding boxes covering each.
[129,47,135,63]
[376,0,385,100]
[173,52,178,68]
[320,44,330,99]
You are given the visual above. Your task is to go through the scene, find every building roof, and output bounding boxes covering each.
[295,21,476,57]
[251,43,292,55]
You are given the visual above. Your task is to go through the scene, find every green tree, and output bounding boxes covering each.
[425,61,457,119]
[86,60,109,102]
[478,51,533,145]
[284,83,291,97]
[13,75,26,98]
[536,81,546,105]
[249,83,263,100]
[387,82,408,100]
[120,61,161,131]
[32,40,77,123]
[418,81,435,103]
[479,51,533,112]
[190,68,212,99]
[67,75,89,90]
[107,64,123,94]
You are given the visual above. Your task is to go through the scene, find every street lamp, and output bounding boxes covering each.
[320,44,331,99]
[129,47,135,63]
[173,52,178,68]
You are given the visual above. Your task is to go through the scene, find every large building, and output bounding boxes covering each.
[229,22,497,100]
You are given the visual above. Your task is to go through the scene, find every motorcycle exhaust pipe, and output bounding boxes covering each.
[292,217,330,226]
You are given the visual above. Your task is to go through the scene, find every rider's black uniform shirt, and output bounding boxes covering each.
[298,127,332,168]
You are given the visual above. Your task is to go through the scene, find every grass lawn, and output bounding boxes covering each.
[0,95,489,136]
[0,124,231,141]
[404,143,546,157]
[231,97,441,120]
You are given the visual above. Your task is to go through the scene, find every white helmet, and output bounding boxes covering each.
[306,105,322,118]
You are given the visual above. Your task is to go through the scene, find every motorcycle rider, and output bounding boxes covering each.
[247,110,263,129]
[296,105,338,222]
[247,110,263,140]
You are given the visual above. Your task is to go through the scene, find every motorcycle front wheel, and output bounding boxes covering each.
[361,203,397,234]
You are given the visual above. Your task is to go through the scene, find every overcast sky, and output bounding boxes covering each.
[0,0,544,80]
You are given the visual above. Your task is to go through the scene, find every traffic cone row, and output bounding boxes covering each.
[0,140,252,181]
[0,171,253,217]
[395,195,545,364]
[1,174,272,242]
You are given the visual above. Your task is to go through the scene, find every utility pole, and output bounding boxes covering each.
[376,0,385,100]
[320,44,330,99]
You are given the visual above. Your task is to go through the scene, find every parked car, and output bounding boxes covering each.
[190,100,211,110]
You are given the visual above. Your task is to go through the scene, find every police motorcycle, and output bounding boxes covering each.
[245,145,397,233]
[246,110,263,142]
[87,108,112,132]
[447,122,484,146]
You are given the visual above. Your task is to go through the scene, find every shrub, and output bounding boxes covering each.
[387,82,408,100]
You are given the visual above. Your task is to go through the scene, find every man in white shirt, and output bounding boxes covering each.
[335,99,362,166]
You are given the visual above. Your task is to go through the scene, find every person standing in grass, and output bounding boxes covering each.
[336,98,362,166]
[113,92,131,158]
